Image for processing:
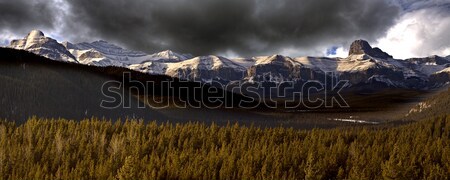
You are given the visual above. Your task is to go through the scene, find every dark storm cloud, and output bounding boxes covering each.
[65,0,400,56]
[0,0,56,33]
[0,0,400,57]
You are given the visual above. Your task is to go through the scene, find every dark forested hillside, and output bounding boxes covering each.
[0,115,449,179]
[0,48,276,126]
[0,48,170,123]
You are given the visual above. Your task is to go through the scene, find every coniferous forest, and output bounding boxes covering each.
[0,116,449,179]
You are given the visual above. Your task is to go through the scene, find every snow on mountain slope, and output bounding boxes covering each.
[229,58,256,68]
[75,40,148,57]
[294,56,338,72]
[294,51,448,85]
[366,75,398,87]
[415,63,448,76]
[128,61,167,74]
[65,41,195,67]
[337,55,401,73]
[149,50,193,62]
[405,55,450,76]
[246,55,308,83]
[9,30,77,62]
[65,40,153,66]
[6,30,450,90]
[165,55,247,81]
[254,55,301,66]
[436,67,450,74]
[294,55,403,74]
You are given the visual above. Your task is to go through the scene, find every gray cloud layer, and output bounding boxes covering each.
[1,0,401,57]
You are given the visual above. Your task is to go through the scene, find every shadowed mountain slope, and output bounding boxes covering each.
[405,87,450,120]
[0,48,271,126]
[0,48,169,123]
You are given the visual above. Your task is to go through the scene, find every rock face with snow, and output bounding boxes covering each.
[149,50,193,62]
[403,55,450,87]
[64,42,193,67]
[247,55,304,82]
[9,30,77,62]
[64,40,151,66]
[165,55,246,82]
[7,30,450,91]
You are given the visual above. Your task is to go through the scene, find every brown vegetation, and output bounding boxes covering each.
[0,115,449,179]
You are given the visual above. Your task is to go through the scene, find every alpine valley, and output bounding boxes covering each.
[2,30,450,126]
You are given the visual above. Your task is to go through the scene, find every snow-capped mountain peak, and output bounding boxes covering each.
[9,30,77,62]
[163,55,247,81]
[150,50,193,61]
[27,30,45,40]
[167,55,245,71]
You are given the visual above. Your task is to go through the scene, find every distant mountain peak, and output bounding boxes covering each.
[348,39,392,59]
[157,50,178,57]
[26,30,45,39]
[349,40,372,54]
[9,30,77,62]
[89,40,118,47]
[61,41,78,50]
[94,40,108,43]
[150,50,193,61]
[82,40,123,50]
[160,49,174,53]
[266,54,287,61]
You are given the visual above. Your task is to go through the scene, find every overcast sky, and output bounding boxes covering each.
[0,0,449,59]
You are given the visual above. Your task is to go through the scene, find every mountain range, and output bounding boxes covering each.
[2,30,449,126]
[7,30,450,91]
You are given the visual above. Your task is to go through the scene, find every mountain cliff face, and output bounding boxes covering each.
[348,39,393,59]
[246,55,305,83]
[7,30,450,91]
[165,55,247,82]
[149,50,193,62]
[63,40,151,66]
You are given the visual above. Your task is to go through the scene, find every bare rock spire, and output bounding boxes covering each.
[348,39,392,59]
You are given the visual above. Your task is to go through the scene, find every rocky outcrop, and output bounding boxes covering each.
[348,40,392,59]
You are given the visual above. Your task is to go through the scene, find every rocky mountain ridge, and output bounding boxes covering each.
[7,30,450,90]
